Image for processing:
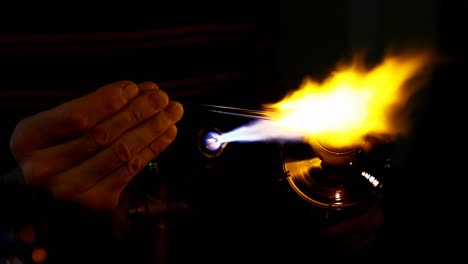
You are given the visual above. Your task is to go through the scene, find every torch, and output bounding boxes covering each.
[192,50,433,214]
[115,50,434,263]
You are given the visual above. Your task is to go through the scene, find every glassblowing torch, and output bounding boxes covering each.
[192,103,278,157]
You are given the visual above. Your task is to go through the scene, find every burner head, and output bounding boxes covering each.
[281,138,386,210]
[204,131,223,152]
[196,127,227,159]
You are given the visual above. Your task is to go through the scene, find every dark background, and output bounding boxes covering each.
[0,0,451,175]
[0,0,466,263]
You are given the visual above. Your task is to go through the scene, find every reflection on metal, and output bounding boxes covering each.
[361,171,380,187]
[281,140,386,210]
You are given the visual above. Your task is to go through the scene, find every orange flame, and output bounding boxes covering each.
[264,50,434,149]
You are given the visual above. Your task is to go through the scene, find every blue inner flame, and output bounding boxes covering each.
[204,120,305,151]
[204,131,223,151]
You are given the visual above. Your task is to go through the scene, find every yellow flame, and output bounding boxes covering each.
[265,50,434,149]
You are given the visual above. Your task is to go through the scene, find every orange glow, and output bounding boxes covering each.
[32,247,47,263]
[264,50,434,149]
[19,224,35,244]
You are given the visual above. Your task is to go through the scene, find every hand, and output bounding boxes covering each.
[9,80,184,210]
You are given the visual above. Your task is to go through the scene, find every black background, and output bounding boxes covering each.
[1,0,467,263]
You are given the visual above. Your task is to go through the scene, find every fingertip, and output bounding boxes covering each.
[122,82,139,100]
[165,101,184,122]
[167,124,178,138]
[97,80,139,99]
[138,81,160,91]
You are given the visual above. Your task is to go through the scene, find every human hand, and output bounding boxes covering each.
[9,80,183,210]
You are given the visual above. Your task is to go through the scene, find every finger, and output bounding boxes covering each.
[138,81,159,91]
[73,125,178,210]
[21,89,170,182]
[50,101,184,198]
[82,88,169,153]
[10,80,140,155]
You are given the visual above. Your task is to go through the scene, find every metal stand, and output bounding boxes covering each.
[126,160,191,264]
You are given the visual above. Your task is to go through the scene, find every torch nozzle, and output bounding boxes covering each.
[199,104,273,120]
[196,127,227,158]
[204,131,223,151]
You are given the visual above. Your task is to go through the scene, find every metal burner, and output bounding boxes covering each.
[280,139,386,210]
[196,127,227,159]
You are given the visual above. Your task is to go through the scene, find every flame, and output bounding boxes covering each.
[264,50,434,149]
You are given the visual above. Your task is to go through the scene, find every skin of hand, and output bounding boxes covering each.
[9,80,184,210]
